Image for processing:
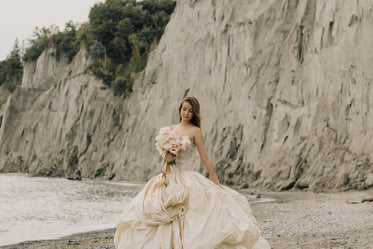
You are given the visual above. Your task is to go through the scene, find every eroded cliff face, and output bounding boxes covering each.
[0,48,124,179]
[1,0,373,191]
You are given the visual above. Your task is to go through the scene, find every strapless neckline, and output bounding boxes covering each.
[171,126,195,146]
[179,135,195,147]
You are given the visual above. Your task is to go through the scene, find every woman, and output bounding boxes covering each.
[115,96,270,249]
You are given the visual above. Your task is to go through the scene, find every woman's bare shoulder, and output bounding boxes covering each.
[190,126,202,137]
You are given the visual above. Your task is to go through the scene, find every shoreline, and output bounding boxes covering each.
[0,229,116,249]
[1,189,372,249]
[0,192,274,249]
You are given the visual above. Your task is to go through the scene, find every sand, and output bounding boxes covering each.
[250,190,373,249]
[1,189,372,249]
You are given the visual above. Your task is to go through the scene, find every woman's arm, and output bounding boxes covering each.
[193,127,222,187]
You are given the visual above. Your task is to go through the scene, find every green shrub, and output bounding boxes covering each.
[112,77,127,96]
[88,57,115,86]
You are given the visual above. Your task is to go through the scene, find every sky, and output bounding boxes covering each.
[0,0,104,61]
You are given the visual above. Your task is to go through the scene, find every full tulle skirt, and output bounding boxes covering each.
[114,169,270,249]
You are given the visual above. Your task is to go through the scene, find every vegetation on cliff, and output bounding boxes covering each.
[0,0,176,96]
[86,0,176,96]
[0,39,23,92]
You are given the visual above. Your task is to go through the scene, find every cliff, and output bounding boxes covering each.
[1,0,373,191]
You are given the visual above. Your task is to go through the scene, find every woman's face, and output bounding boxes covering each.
[180,101,194,122]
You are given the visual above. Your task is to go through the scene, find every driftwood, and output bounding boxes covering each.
[362,196,373,203]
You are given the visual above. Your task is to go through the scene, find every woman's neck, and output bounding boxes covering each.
[179,120,192,127]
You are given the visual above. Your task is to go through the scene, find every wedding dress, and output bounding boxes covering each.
[114,134,270,249]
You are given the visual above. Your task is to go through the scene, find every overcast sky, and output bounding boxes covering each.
[0,0,104,61]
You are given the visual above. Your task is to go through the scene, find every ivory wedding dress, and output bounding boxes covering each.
[114,133,270,249]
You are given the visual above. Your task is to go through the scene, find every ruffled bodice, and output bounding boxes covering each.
[171,137,199,172]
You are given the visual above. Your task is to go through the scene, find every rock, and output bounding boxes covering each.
[240,183,249,189]
[294,180,309,190]
[1,0,373,191]
[365,173,373,187]
[362,196,373,203]
[346,201,359,204]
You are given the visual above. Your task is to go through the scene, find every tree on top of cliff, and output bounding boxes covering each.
[0,39,23,92]
[86,0,176,96]
[23,25,59,62]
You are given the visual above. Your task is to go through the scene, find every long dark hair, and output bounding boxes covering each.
[178,96,201,128]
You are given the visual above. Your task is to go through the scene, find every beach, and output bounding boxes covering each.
[1,189,372,249]
[251,190,373,249]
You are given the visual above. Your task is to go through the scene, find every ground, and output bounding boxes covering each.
[2,189,372,249]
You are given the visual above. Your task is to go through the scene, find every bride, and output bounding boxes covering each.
[115,96,270,249]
